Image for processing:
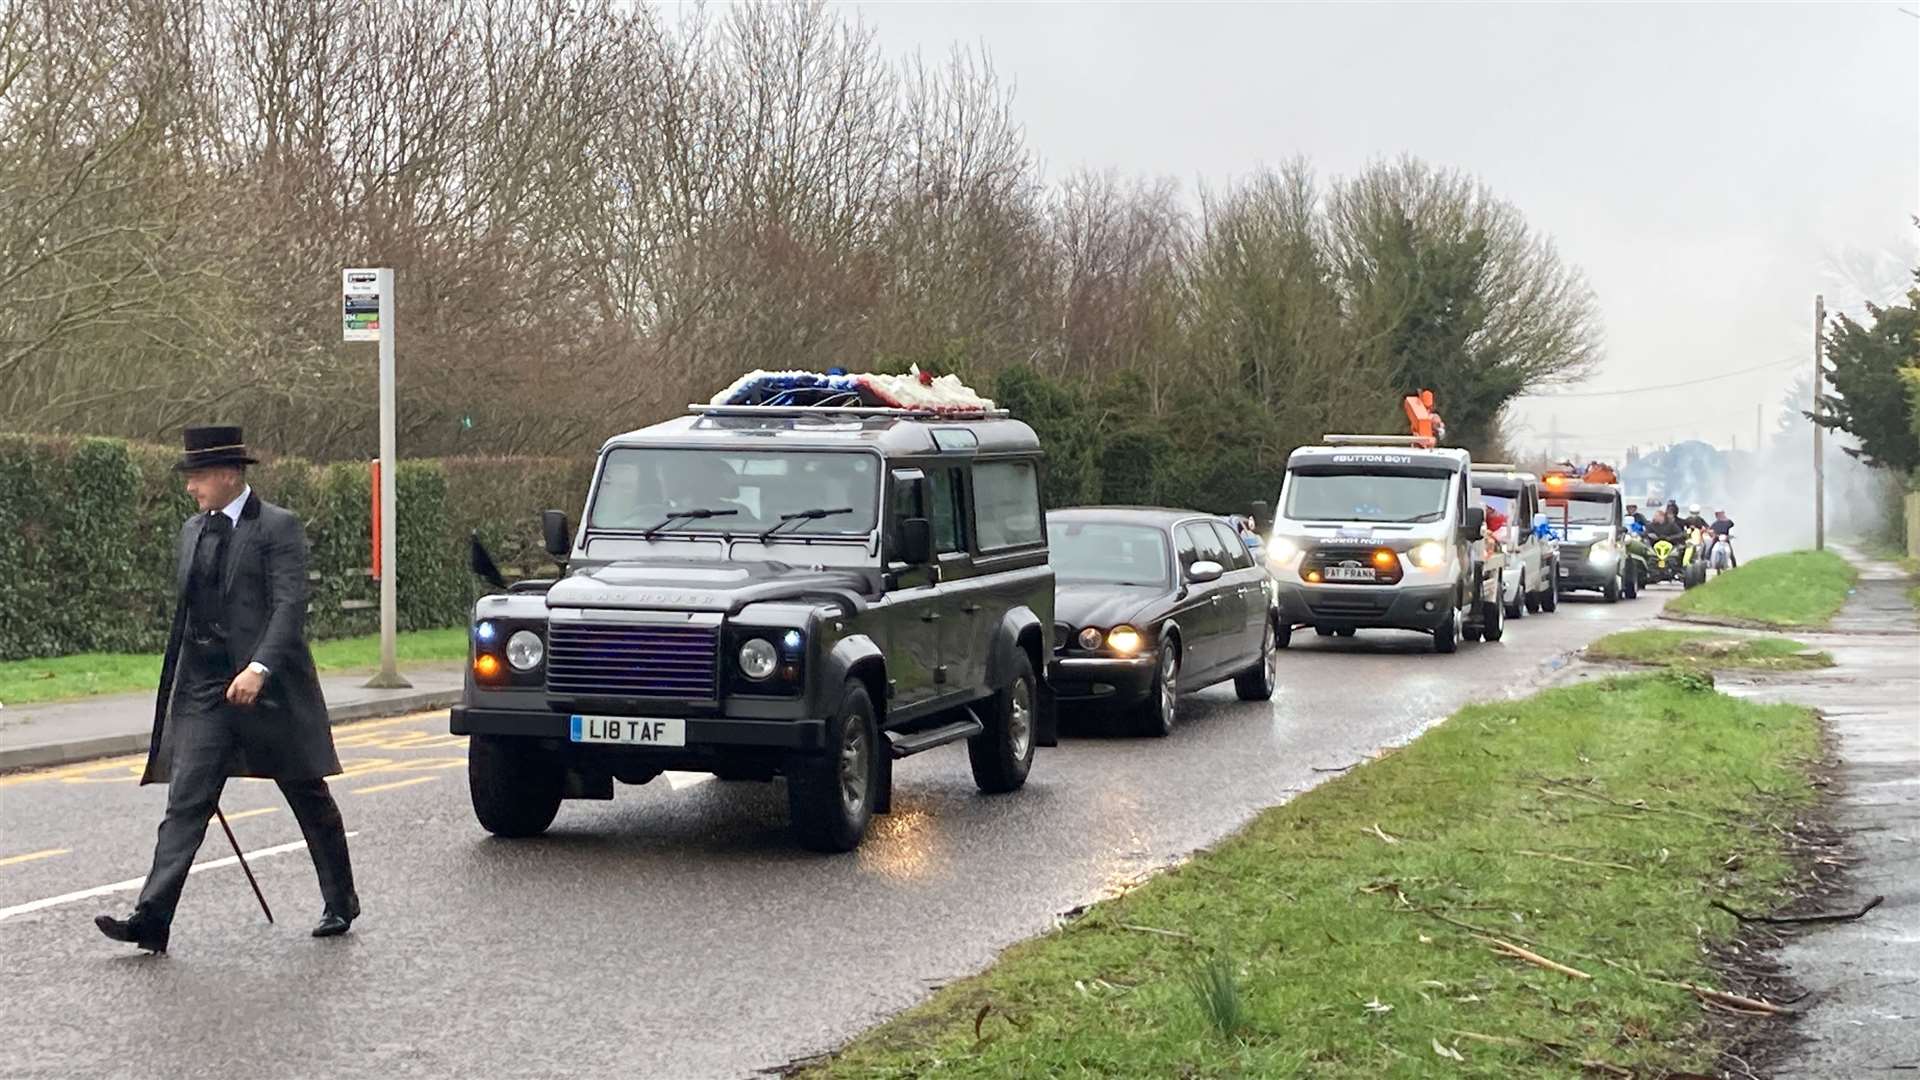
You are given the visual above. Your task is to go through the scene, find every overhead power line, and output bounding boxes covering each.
[1519,357,1801,399]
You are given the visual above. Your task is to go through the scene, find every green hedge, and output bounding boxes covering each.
[0,434,593,661]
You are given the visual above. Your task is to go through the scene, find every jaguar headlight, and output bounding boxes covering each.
[1076,626,1104,651]
[738,638,779,680]
[1409,541,1447,569]
[1106,625,1144,655]
[505,629,545,671]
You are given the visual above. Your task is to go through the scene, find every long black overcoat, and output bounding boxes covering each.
[141,493,344,784]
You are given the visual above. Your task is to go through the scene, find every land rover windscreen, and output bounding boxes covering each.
[586,447,880,549]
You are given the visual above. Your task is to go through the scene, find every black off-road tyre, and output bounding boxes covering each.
[1506,571,1526,619]
[789,680,880,852]
[469,734,564,838]
[1133,640,1180,737]
[1623,566,1639,600]
[1604,569,1621,603]
[1541,569,1560,612]
[1234,618,1279,701]
[970,651,1037,792]
[1524,587,1541,614]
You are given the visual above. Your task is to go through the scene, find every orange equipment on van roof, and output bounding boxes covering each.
[1401,390,1445,447]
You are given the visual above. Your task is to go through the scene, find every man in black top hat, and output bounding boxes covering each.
[95,426,359,953]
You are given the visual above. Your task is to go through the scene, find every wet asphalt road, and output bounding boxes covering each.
[0,593,1654,1079]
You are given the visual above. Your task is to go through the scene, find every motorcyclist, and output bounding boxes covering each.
[1647,509,1685,544]
[1680,503,1710,531]
[1709,510,1737,569]
[1625,503,1648,529]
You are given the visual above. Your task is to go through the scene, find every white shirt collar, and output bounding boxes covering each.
[217,485,252,527]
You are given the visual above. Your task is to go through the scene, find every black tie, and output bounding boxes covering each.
[188,512,234,639]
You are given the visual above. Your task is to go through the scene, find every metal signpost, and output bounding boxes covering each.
[344,268,410,689]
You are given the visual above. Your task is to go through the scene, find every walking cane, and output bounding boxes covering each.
[214,806,274,924]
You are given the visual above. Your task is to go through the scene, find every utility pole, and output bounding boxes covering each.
[1812,294,1826,552]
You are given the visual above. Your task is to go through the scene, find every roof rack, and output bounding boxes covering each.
[689,404,1010,420]
[1320,434,1440,447]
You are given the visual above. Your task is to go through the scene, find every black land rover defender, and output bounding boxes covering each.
[453,397,1056,852]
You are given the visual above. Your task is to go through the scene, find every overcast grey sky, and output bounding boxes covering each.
[850,1,1917,459]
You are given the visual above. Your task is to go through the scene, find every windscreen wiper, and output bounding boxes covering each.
[642,507,738,540]
[758,506,853,542]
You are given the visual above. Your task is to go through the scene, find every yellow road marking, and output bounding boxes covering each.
[221,807,279,821]
[350,775,439,795]
[0,848,69,868]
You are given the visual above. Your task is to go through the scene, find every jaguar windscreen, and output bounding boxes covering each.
[1047,522,1173,587]
[589,449,881,535]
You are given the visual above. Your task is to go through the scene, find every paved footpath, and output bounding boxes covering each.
[1714,545,1920,1077]
[0,666,465,772]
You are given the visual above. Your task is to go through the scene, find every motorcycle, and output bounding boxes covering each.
[1681,526,1713,589]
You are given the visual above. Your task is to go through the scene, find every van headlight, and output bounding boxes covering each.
[1409,541,1447,569]
[505,630,545,671]
[1266,536,1300,564]
[738,638,779,680]
[1588,540,1615,565]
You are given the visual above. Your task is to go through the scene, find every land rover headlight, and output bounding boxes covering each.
[738,638,779,681]
[1106,625,1144,655]
[1076,626,1105,651]
[505,629,545,671]
[1409,541,1447,569]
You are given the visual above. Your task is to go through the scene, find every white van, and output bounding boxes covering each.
[1265,439,1504,654]
[1470,466,1560,616]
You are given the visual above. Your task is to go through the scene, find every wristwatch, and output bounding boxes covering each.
[247,661,270,676]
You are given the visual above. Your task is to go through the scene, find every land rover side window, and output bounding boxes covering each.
[1210,521,1253,570]
[927,467,966,554]
[974,459,1043,550]
[590,448,881,535]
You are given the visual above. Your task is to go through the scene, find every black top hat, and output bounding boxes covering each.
[175,425,260,471]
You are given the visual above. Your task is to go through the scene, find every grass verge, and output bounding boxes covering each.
[0,627,470,705]
[1665,549,1856,628]
[1585,628,1833,671]
[805,673,1818,1079]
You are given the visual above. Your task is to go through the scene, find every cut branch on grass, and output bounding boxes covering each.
[1513,849,1639,873]
[1365,823,1401,845]
[1474,934,1593,980]
[1709,894,1884,926]
[1117,923,1193,941]
[1646,978,1795,1016]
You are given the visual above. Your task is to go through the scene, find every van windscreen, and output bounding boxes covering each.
[1284,471,1450,524]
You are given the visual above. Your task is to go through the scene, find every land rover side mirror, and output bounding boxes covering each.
[1249,500,1271,533]
[1187,560,1225,584]
[469,532,507,589]
[1461,506,1485,539]
[541,510,572,560]
[898,517,933,565]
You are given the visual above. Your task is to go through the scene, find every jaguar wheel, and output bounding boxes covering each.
[1234,618,1279,701]
[1133,640,1179,737]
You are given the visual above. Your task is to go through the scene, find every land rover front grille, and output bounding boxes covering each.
[546,622,719,700]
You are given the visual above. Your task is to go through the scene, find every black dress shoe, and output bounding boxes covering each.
[311,911,353,938]
[95,913,168,953]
